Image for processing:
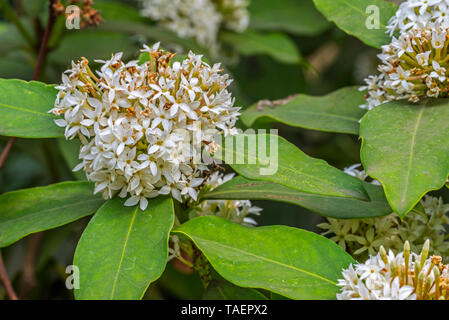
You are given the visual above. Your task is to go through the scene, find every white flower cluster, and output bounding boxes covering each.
[139,0,249,49]
[50,43,240,210]
[338,240,449,300]
[193,172,262,226]
[361,0,449,110]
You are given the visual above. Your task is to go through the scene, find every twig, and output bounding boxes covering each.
[0,250,18,300]
[0,137,16,169]
[32,0,58,80]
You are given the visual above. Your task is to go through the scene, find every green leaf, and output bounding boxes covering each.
[202,176,392,219]
[0,79,62,138]
[249,0,330,36]
[241,87,366,135]
[204,277,268,300]
[360,100,449,217]
[220,31,301,65]
[0,181,104,248]
[215,134,368,200]
[174,216,355,299]
[313,0,397,48]
[74,196,174,299]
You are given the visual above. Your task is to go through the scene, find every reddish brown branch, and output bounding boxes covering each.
[0,250,18,300]
[0,137,16,169]
[32,0,58,80]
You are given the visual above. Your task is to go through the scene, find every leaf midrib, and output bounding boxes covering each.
[110,206,138,299]
[400,107,424,208]
[186,234,337,285]
[0,102,55,117]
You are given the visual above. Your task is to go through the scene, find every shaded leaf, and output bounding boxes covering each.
[202,175,392,219]
[175,216,355,299]
[97,20,209,60]
[249,0,330,36]
[204,277,268,300]
[221,30,301,64]
[49,30,138,65]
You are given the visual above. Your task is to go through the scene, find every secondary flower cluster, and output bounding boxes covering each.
[192,172,262,226]
[361,0,449,110]
[337,240,449,300]
[139,0,249,50]
[319,164,449,260]
[50,43,240,210]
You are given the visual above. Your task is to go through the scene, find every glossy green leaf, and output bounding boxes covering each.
[175,216,355,299]
[204,277,268,300]
[74,196,174,300]
[0,181,104,247]
[221,31,301,64]
[313,0,397,48]
[241,87,366,135]
[0,79,62,138]
[202,176,392,219]
[249,0,330,36]
[215,134,368,200]
[360,100,449,217]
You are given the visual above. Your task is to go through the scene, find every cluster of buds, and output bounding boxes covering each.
[50,43,240,210]
[338,240,449,300]
[139,0,249,50]
[361,23,449,110]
